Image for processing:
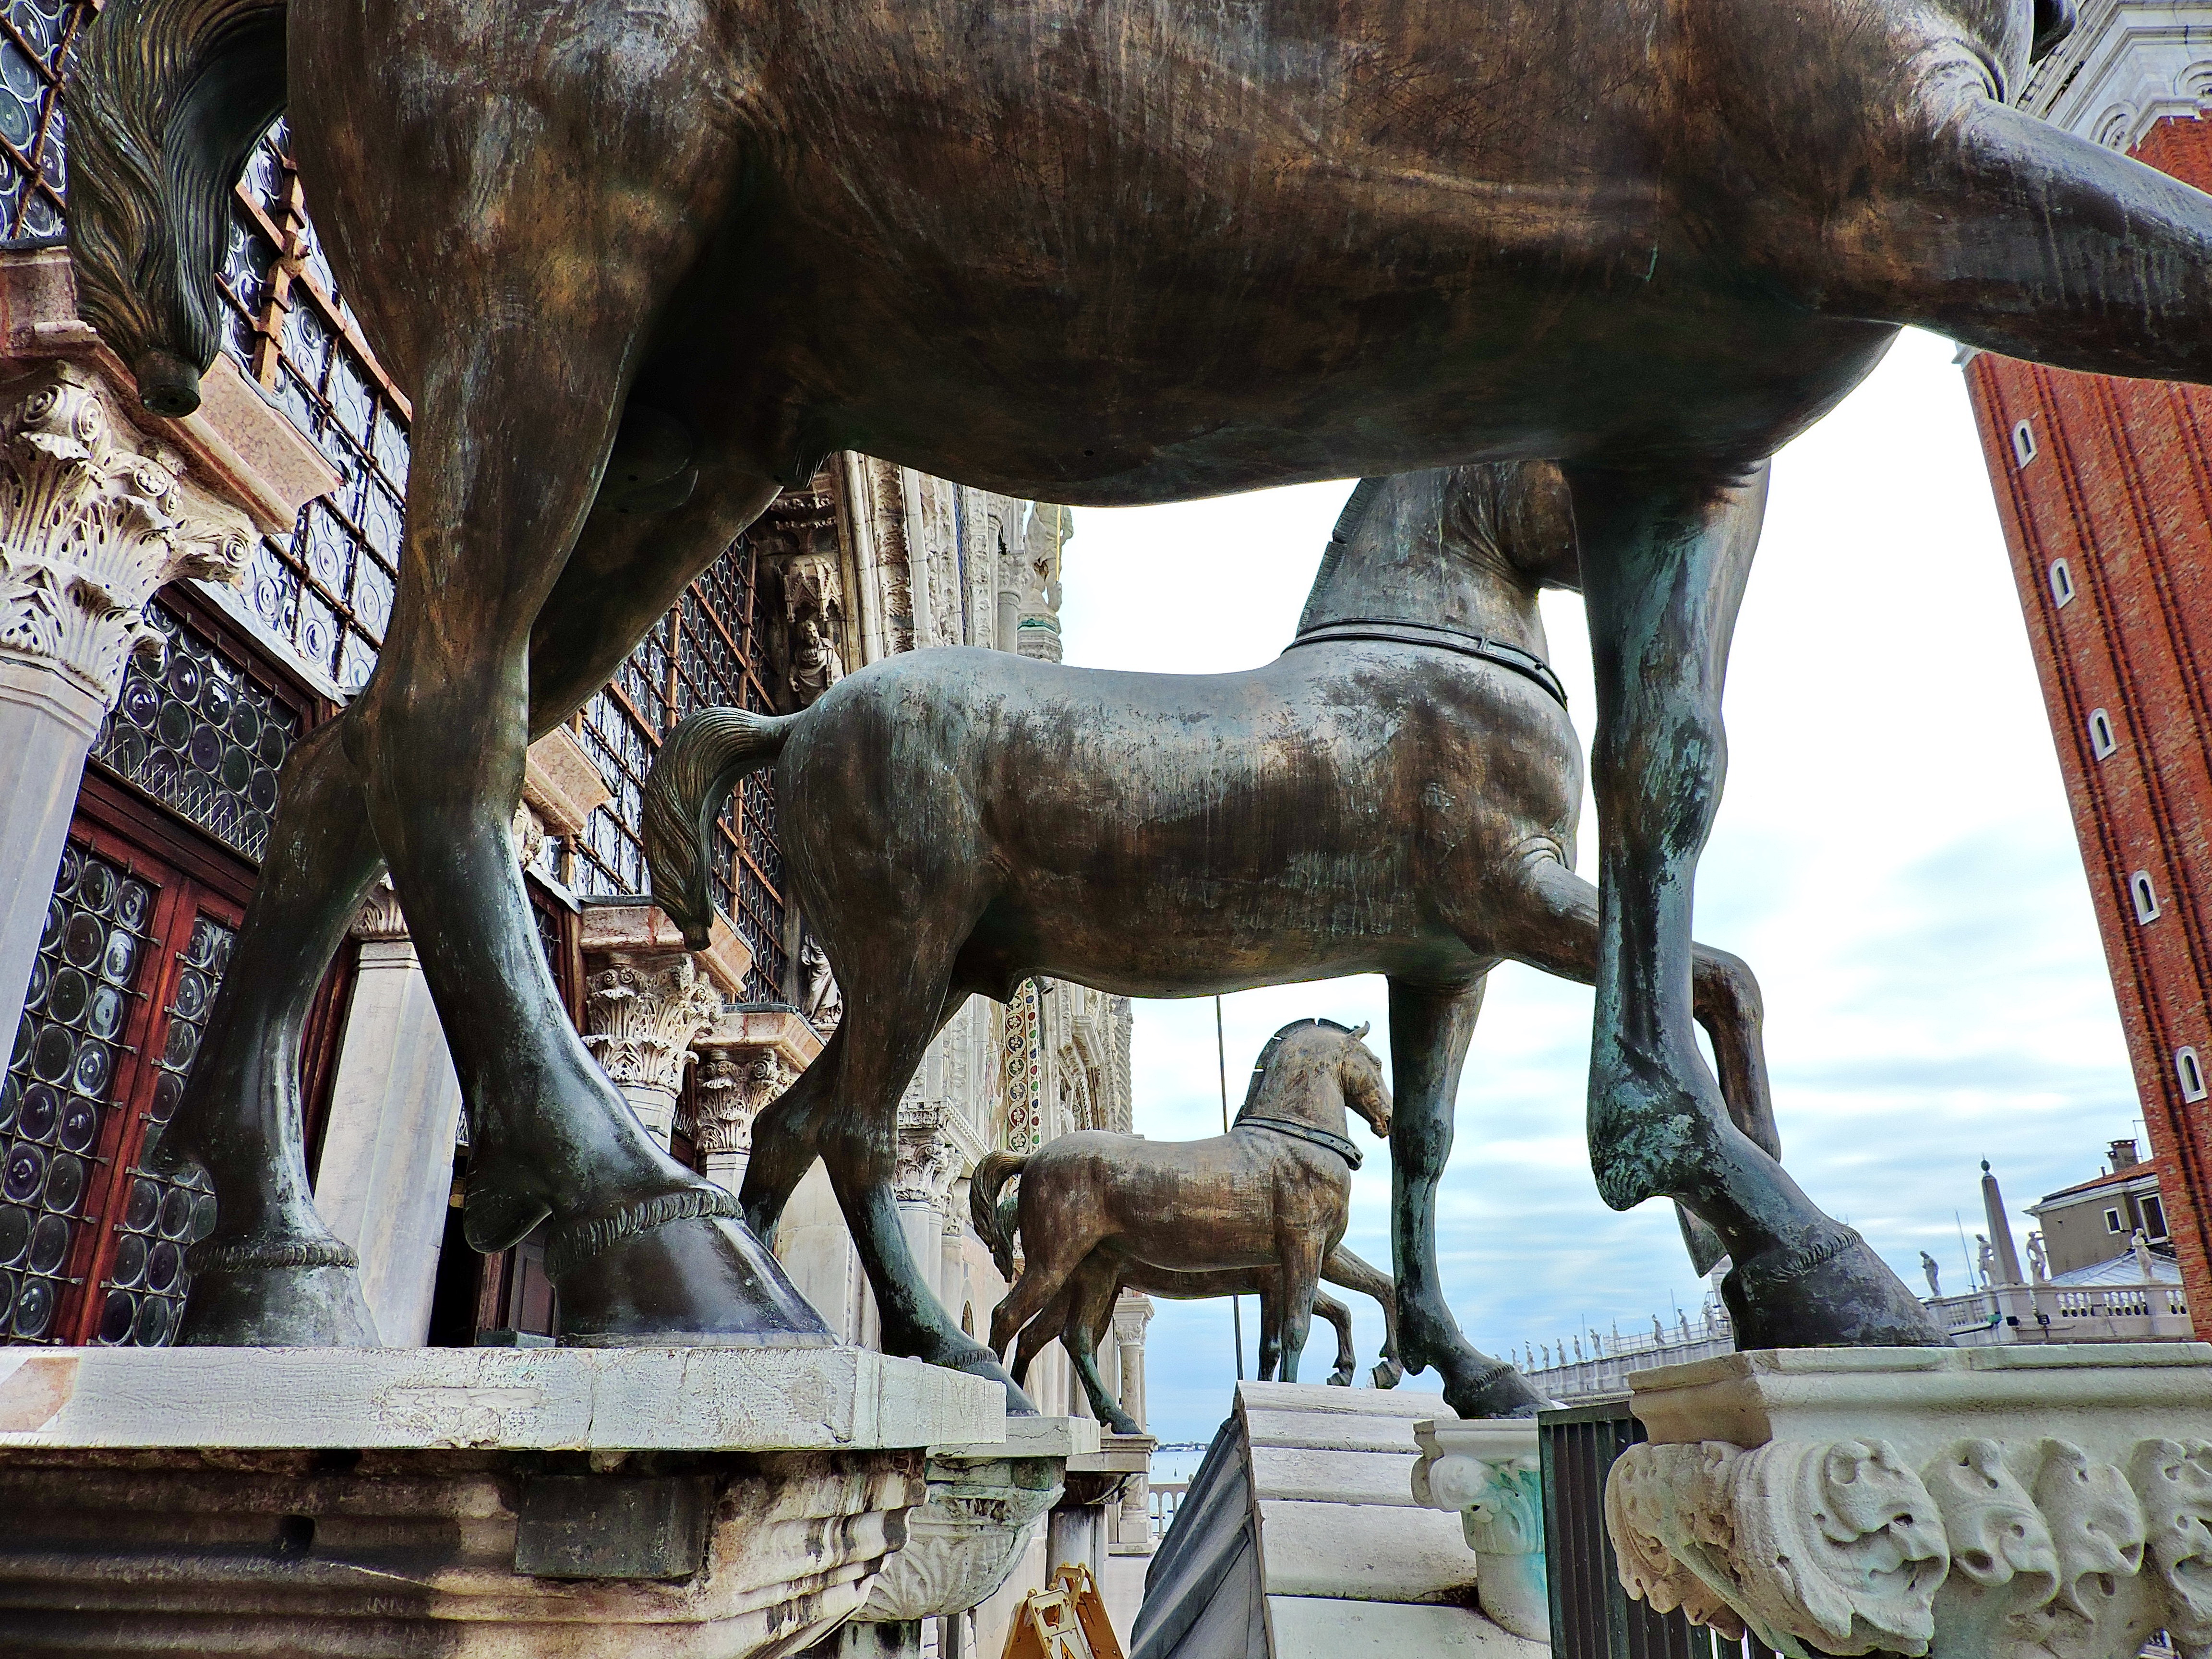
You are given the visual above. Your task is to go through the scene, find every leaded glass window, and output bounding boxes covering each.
[94,912,226,1346]
[574,537,789,1002]
[216,121,409,693]
[88,601,299,865]
[0,0,88,245]
[1,843,155,1342]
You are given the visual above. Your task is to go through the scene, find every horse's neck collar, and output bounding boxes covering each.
[1283,618,1569,709]
[1238,1113,1363,1170]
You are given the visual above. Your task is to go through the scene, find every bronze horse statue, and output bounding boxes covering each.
[966,1019,1390,1432]
[972,1023,1408,1431]
[650,462,1778,1415]
[66,0,2212,1401]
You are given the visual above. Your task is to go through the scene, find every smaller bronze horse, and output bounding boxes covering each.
[972,1018,1389,1422]
[647,461,1777,1418]
[976,1202,1406,1431]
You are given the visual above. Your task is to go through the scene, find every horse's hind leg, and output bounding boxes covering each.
[1566,460,1940,1346]
[1499,855,1777,1276]
[1320,1245,1403,1389]
[1312,1288,1357,1387]
[1058,1255,1139,1433]
[1386,976,1543,1417]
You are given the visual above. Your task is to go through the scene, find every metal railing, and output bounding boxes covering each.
[1541,1399,1778,1659]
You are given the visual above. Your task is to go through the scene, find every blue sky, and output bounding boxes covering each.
[1052,329,2142,1444]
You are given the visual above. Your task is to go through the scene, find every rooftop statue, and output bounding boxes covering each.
[650,463,1778,1417]
[68,0,2198,1386]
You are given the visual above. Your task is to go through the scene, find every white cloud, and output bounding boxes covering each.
[1055,328,2139,1443]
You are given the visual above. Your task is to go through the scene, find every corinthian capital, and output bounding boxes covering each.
[894,1099,961,1208]
[0,363,252,705]
[582,955,721,1098]
[693,1046,792,1157]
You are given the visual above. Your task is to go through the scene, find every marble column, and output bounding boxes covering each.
[0,361,249,1054]
[311,880,464,1345]
[577,902,741,1148]
[693,1006,821,1192]
[893,1100,960,1304]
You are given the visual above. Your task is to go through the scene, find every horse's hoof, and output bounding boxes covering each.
[553,1196,834,1346]
[179,1246,379,1346]
[1327,1367,1354,1387]
[1371,1358,1405,1390]
[1723,1225,1952,1349]
[1445,1359,1547,1420]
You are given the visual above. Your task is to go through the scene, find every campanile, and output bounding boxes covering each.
[1960,4,2212,1328]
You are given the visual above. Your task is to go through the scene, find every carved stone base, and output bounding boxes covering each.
[1412,1418,1548,1644]
[0,1345,1001,1659]
[1604,1343,2212,1659]
[856,1416,1098,1623]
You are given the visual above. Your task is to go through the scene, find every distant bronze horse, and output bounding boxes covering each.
[651,463,1778,1416]
[76,0,2201,1382]
[971,1029,1407,1432]
[967,1019,1388,1428]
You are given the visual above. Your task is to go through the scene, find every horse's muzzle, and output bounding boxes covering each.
[136,349,204,419]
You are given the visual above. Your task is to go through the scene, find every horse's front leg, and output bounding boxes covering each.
[1314,1288,1357,1386]
[1386,976,1545,1416]
[1322,1245,1405,1389]
[1273,1236,1325,1386]
[1568,460,1941,1346]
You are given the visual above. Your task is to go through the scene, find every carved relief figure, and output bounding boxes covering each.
[650,465,1778,1415]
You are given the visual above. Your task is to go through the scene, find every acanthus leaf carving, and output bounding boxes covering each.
[1611,1434,2212,1659]
[582,954,721,1098]
[0,363,251,705]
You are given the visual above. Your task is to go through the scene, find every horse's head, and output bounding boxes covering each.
[65,0,289,418]
[1335,1022,1392,1139]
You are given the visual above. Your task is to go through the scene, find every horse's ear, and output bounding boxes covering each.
[1346,1021,1370,1043]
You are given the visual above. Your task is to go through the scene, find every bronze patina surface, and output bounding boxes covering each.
[652,465,1779,1416]
[60,0,2194,1385]
[971,1019,1390,1431]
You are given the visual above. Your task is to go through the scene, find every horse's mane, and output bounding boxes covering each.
[1295,479,1387,634]
[1240,1016,1355,1113]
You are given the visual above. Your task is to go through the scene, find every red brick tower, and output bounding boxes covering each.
[1960,24,2212,1329]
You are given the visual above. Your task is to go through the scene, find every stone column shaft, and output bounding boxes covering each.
[312,890,464,1345]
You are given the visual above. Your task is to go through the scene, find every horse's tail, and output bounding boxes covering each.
[644,706,798,950]
[69,0,288,416]
[969,1151,1026,1281]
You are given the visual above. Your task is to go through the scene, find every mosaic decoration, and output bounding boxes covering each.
[88,601,299,865]
[0,0,88,245]
[92,913,226,1346]
[1000,980,1044,1153]
[0,843,155,1343]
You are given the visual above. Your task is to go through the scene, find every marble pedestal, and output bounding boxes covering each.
[1604,1343,2212,1659]
[0,1344,999,1658]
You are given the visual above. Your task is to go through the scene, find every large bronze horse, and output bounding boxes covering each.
[64,0,2210,1401]
[649,462,1777,1415]
[969,1019,1391,1430]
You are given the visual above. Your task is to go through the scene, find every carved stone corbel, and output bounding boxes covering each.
[1412,1418,1550,1643]
[1604,1347,2212,1659]
[689,1006,823,1189]
[581,955,721,1148]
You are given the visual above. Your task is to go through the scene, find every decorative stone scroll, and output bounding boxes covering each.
[1412,1417,1550,1643]
[0,362,252,704]
[584,957,721,1100]
[1603,1345,2212,1659]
